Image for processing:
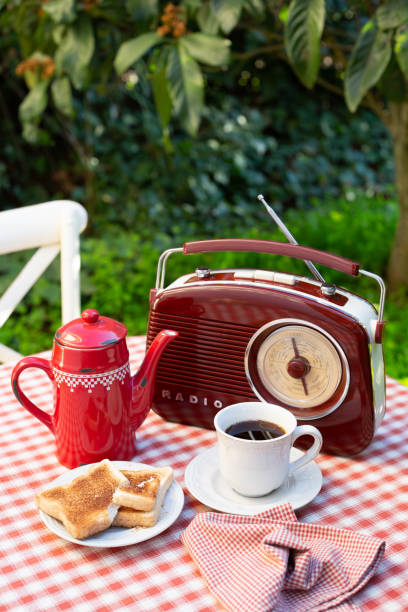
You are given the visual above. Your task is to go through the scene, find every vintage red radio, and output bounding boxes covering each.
[146,196,386,456]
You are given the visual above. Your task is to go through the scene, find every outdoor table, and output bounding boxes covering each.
[0,336,407,611]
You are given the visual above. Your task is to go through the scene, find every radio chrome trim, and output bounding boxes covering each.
[163,274,379,333]
[156,247,183,290]
[244,318,351,421]
[359,269,386,324]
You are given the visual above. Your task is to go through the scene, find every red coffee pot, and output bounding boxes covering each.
[11,309,177,468]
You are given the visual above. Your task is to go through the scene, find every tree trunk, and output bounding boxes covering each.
[386,102,408,293]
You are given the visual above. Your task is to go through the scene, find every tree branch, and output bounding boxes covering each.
[312,76,388,120]
[324,26,358,41]
[315,76,345,98]
[233,44,284,62]
[323,39,355,52]
[235,23,284,44]
[366,90,390,125]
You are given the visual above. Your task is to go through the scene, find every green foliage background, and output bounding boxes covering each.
[0,2,405,383]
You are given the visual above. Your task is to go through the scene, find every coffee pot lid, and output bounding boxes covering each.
[55,309,127,349]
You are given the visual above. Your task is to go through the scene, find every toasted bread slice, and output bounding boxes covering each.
[113,466,173,528]
[35,459,130,539]
[112,466,172,511]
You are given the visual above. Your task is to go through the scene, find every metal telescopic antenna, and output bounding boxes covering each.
[257,194,326,284]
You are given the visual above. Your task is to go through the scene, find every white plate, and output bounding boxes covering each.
[185,446,322,515]
[38,461,184,547]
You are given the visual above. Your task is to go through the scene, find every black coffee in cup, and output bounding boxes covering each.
[225,419,285,440]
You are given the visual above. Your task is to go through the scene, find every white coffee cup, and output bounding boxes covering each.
[214,402,323,497]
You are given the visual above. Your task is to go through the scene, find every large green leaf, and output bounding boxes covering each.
[377,55,406,102]
[211,0,244,34]
[284,0,325,89]
[42,0,76,24]
[55,16,94,89]
[166,43,204,135]
[21,121,51,145]
[52,25,66,46]
[22,121,40,144]
[114,32,162,75]
[126,0,158,20]
[197,3,220,35]
[244,0,266,19]
[345,22,392,112]
[19,80,49,122]
[51,77,74,117]
[377,0,408,31]
[395,25,408,76]
[180,33,231,67]
[151,68,172,130]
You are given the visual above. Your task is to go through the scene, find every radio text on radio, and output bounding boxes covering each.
[161,389,223,409]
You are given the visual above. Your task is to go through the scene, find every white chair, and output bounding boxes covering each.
[0,200,88,362]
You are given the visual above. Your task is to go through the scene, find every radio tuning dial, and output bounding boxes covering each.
[246,321,349,418]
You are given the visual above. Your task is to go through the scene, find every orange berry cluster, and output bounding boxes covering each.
[15,56,55,79]
[82,0,99,11]
[37,0,50,18]
[157,3,186,38]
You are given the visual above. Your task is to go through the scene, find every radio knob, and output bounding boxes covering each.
[287,357,311,379]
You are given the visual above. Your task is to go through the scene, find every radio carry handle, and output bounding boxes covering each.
[183,239,360,275]
[155,240,385,343]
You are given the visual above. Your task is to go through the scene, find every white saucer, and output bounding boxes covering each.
[185,446,322,515]
[39,461,184,547]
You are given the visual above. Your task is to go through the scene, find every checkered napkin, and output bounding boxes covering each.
[181,503,385,612]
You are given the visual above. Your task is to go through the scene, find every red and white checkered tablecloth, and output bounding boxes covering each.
[0,337,407,612]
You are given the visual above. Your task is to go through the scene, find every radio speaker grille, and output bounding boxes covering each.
[147,311,258,398]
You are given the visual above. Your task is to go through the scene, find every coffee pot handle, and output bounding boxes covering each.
[11,357,55,432]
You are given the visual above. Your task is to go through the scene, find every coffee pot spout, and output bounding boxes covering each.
[130,329,178,429]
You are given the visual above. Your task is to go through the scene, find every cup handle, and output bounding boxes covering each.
[11,357,55,433]
[288,425,322,476]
